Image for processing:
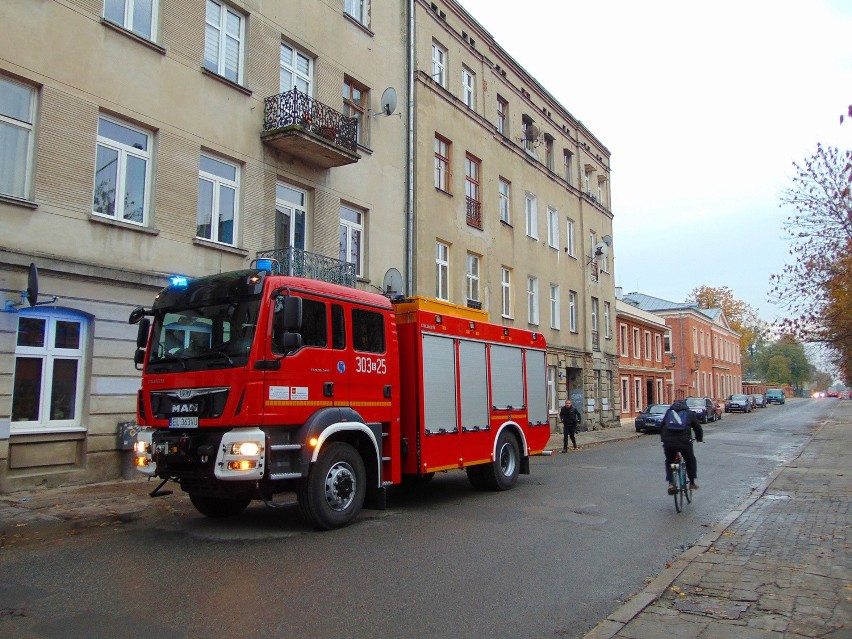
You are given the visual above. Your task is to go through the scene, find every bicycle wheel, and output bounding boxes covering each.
[681,463,692,505]
[672,462,683,513]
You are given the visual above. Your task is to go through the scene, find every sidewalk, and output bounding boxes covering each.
[586,400,851,639]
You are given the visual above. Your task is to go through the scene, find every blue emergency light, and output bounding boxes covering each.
[170,275,188,288]
[255,259,273,272]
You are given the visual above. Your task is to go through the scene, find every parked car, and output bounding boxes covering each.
[712,400,723,420]
[725,394,753,413]
[634,404,670,433]
[751,393,767,408]
[766,389,786,404]
[685,396,715,423]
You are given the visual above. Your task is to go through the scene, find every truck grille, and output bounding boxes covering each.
[149,387,229,419]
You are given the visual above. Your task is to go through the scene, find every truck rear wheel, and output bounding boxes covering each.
[188,492,252,518]
[298,441,366,530]
[479,430,520,491]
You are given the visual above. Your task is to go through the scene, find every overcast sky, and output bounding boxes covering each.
[458,0,852,326]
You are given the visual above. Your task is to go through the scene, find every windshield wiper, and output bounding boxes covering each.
[194,351,235,366]
[150,354,188,371]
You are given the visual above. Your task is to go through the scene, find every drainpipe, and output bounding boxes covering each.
[405,0,415,296]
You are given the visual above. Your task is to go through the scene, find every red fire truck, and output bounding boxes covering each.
[129,263,550,529]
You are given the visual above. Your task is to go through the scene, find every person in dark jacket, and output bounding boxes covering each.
[660,399,703,493]
[559,399,582,451]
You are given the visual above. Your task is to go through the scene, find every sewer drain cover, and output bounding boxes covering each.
[673,597,749,619]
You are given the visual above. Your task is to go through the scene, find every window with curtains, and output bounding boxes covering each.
[0,75,36,200]
[204,0,245,84]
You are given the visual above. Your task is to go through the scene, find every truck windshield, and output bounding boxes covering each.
[147,296,261,373]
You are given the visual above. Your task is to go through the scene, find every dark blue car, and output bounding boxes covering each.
[634,404,670,433]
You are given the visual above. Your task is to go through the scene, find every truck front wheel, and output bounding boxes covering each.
[298,442,366,530]
[188,492,252,518]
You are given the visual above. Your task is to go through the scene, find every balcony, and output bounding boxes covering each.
[262,89,360,168]
[466,197,482,230]
[256,247,356,288]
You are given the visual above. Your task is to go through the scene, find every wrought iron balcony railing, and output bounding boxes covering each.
[263,88,357,152]
[466,196,482,230]
[256,247,356,288]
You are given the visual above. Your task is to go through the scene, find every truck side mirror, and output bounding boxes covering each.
[282,295,302,332]
[136,318,150,348]
[134,348,146,370]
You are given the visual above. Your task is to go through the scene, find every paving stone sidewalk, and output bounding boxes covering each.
[585,401,851,639]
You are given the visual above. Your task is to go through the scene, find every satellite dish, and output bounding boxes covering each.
[601,234,613,247]
[26,262,38,307]
[524,124,540,141]
[594,242,609,257]
[380,87,397,116]
[382,268,403,295]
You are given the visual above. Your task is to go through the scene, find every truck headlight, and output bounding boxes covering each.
[230,442,261,456]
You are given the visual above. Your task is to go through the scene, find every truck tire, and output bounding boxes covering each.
[298,441,366,530]
[188,492,252,518]
[482,430,520,491]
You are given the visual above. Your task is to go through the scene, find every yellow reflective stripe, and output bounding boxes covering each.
[264,400,392,408]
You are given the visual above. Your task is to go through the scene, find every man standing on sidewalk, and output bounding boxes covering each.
[560,398,582,452]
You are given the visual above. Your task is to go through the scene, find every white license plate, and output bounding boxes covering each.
[170,416,198,428]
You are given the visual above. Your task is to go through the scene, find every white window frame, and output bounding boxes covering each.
[280,41,313,95]
[197,153,239,245]
[340,204,365,278]
[344,0,369,26]
[104,0,157,40]
[621,377,630,414]
[563,149,573,185]
[634,378,643,412]
[657,379,664,404]
[499,177,510,224]
[548,366,557,414]
[566,218,575,257]
[204,0,245,84]
[644,330,652,360]
[501,267,512,318]
[604,302,611,338]
[93,115,152,226]
[547,206,559,250]
[569,291,577,333]
[462,67,475,109]
[431,41,447,87]
[633,327,641,358]
[496,96,508,135]
[591,297,599,333]
[434,135,450,191]
[619,324,628,356]
[525,192,538,239]
[275,182,308,251]
[655,334,663,362]
[527,276,539,326]
[0,75,36,200]
[11,310,89,434]
[466,253,480,303]
[436,241,449,300]
[549,284,560,330]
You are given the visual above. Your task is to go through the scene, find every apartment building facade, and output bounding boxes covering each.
[413,1,618,433]
[621,293,743,401]
[0,0,617,491]
[0,0,407,490]
[615,296,672,419]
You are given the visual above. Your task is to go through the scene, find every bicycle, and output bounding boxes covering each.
[670,451,692,513]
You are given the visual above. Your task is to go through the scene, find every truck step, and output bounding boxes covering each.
[269,472,302,480]
[270,443,302,452]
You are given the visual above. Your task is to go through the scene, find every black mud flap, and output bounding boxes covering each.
[364,484,386,510]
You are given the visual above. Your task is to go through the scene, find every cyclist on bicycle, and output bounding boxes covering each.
[660,399,703,494]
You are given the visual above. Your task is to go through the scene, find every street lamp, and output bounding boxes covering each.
[690,357,701,373]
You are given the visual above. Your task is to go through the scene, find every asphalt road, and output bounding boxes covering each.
[0,399,826,639]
